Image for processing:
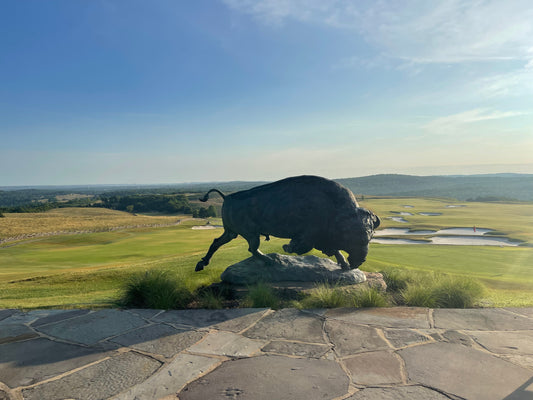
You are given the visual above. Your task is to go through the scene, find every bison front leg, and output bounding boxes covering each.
[333,250,350,270]
[195,230,237,272]
[321,249,350,270]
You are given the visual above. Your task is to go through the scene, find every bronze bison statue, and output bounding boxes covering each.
[195,175,380,272]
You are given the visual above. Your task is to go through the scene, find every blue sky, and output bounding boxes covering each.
[1,0,532,185]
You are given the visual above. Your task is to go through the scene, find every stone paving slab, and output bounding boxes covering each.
[346,385,452,399]
[35,309,149,345]
[0,310,17,322]
[243,308,325,343]
[434,308,533,331]
[111,353,220,400]
[153,308,268,331]
[0,324,38,344]
[22,351,161,400]
[399,342,533,400]
[179,355,350,400]
[326,307,431,328]
[110,324,205,358]
[0,307,532,400]
[506,308,533,318]
[30,309,90,327]
[0,337,112,388]
[188,331,266,357]
[261,340,331,358]
[469,330,533,355]
[325,319,389,356]
[343,350,404,385]
[383,328,431,348]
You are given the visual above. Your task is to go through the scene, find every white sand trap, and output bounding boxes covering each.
[400,212,413,216]
[192,225,223,230]
[372,238,428,245]
[403,205,414,208]
[431,236,518,246]
[436,227,492,236]
[389,217,409,223]
[419,212,442,216]
[372,234,518,246]
[374,228,436,237]
[446,205,467,208]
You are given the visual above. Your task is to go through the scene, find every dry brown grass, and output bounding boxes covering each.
[0,208,184,242]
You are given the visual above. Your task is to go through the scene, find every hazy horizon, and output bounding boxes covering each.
[2,170,533,190]
[2,1,532,186]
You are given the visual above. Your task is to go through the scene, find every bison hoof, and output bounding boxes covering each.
[340,263,351,271]
[282,244,291,253]
[195,260,206,272]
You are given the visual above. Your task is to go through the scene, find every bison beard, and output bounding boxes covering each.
[194,175,380,272]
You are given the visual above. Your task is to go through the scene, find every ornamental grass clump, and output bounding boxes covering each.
[121,269,192,309]
[432,276,485,308]
[401,284,436,307]
[350,287,390,308]
[245,282,280,309]
[381,267,411,292]
[398,272,485,308]
[299,282,349,309]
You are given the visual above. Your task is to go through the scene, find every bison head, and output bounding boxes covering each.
[342,207,380,269]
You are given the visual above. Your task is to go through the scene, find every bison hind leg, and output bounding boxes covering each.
[196,229,237,272]
[243,234,270,262]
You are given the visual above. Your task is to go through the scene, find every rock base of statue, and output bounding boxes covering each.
[220,253,377,287]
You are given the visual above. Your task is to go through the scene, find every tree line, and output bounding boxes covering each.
[0,192,218,218]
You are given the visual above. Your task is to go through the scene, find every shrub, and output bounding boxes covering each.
[245,283,280,309]
[120,270,192,309]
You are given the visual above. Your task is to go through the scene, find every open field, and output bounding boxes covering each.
[0,208,182,243]
[0,200,532,308]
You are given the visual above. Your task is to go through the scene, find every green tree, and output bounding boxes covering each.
[207,205,217,217]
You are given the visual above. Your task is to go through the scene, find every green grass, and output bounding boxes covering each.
[1,198,532,309]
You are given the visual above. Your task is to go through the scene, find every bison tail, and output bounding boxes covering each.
[199,189,226,202]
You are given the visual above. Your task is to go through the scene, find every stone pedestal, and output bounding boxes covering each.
[220,253,367,286]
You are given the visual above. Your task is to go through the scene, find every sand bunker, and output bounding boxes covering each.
[436,227,491,236]
[372,238,429,245]
[372,226,517,246]
[192,225,223,230]
[374,228,436,237]
[431,236,517,246]
[419,212,442,216]
[389,217,409,223]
